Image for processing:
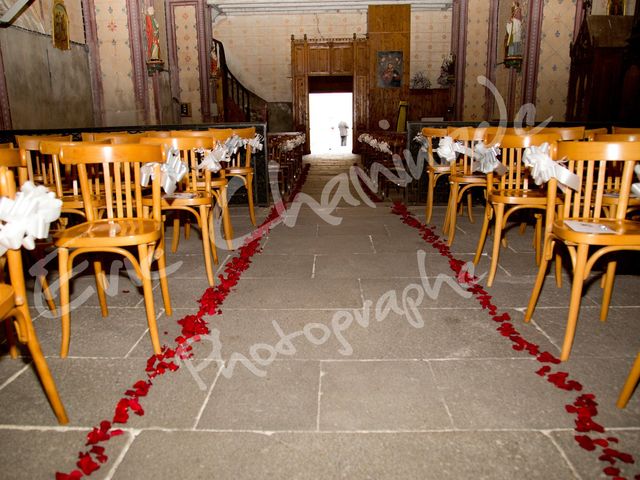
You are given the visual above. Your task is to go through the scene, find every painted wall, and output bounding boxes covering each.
[463,0,491,121]
[93,0,138,126]
[410,10,452,87]
[0,0,93,129]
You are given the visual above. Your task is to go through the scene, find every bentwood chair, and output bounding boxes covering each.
[420,127,449,223]
[0,151,68,423]
[524,141,640,360]
[140,136,217,285]
[228,127,258,225]
[443,126,488,246]
[15,135,73,186]
[55,144,171,357]
[473,133,562,286]
[160,130,234,250]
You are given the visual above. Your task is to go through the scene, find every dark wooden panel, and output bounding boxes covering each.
[330,44,354,74]
[407,88,451,120]
[308,45,331,75]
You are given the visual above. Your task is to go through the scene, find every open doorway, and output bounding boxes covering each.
[309,92,353,154]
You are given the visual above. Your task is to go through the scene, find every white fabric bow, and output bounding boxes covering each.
[141,147,188,195]
[436,136,466,163]
[0,182,62,256]
[197,145,227,172]
[472,142,507,175]
[224,135,243,156]
[378,141,392,154]
[522,143,580,191]
[243,133,263,152]
[632,164,640,197]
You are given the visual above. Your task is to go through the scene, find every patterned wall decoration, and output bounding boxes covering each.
[174,5,202,123]
[212,12,367,102]
[410,10,452,87]
[0,0,85,43]
[463,0,491,120]
[535,0,577,122]
[94,0,136,125]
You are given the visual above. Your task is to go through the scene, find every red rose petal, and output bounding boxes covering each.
[56,471,83,480]
[77,452,99,475]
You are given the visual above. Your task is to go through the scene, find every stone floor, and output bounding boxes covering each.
[0,154,639,479]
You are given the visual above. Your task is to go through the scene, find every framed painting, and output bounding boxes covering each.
[52,0,70,50]
[377,51,403,88]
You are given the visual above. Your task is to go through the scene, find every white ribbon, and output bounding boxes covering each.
[632,164,640,197]
[472,142,507,175]
[197,145,227,173]
[0,182,62,256]
[243,133,263,152]
[522,142,580,191]
[281,134,305,152]
[436,136,467,163]
[140,147,188,195]
[378,141,392,154]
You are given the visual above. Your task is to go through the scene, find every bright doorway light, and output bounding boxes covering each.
[309,92,353,155]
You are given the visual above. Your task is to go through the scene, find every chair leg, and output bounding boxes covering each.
[555,252,563,288]
[155,235,172,317]
[446,184,460,246]
[137,244,161,355]
[474,204,492,265]
[525,239,551,323]
[600,260,617,322]
[38,275,57,315]
[466,192,474,223]
[184,219,191,240]
[487,203,505,287]
[425,171,435,224]
[246,173,256,226]
[93,260,108,317]
[199,205,215,287]
[534,214,543,266]
[171,216,181,253]
[560,243,589,361]
[4,318,18,358]
[57,248,71,358]
[220,185,234,250]
[208,209,219,265]
[21,310,69,424]
[617,352,640,409]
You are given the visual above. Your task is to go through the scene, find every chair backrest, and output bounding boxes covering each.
[612,126,640,134]
[420,127,448,166]
[594,133,640,142]
[585,127,609,140]
[140,136,216,193]
[15,135,73,185]
[232,127,256,169]
[550,141,640,225]
[59,144,165,222]
[491,133,561,191]
[538,126,585,141]
[0,146,28,185]
[0,142,13,149]
[144,130,172,138]
[169,130,211,138]
[208,128,234,142]
[447,126,488,176]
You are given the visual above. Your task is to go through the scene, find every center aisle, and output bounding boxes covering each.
[81,154,640,479]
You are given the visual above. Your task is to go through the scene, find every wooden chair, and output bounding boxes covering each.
[524,141,640,360]
[15,135,73,186]
[169,130,211,138]
[227,127,258,226]
[0,151,68,424]
[473,133,561,286]
[55,144,171,357]
[139,136,217,285]
[443,126,488,246]
[540,126,585,140]
[420,128,449,223]
[617,352,640,408]
[612,126,640,134]
[82,131,146,143]
[0,142,13,149]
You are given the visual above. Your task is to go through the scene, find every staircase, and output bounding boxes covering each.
[212,38,268,123]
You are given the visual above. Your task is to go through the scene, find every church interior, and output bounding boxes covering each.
[0,0,639,478]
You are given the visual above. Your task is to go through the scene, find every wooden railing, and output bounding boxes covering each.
[212,38,268,123]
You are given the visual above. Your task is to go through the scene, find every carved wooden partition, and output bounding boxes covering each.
[291,35,369,152]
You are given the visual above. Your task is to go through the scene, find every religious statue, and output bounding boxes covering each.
[504,1,523,70]
[145,6,160,60]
